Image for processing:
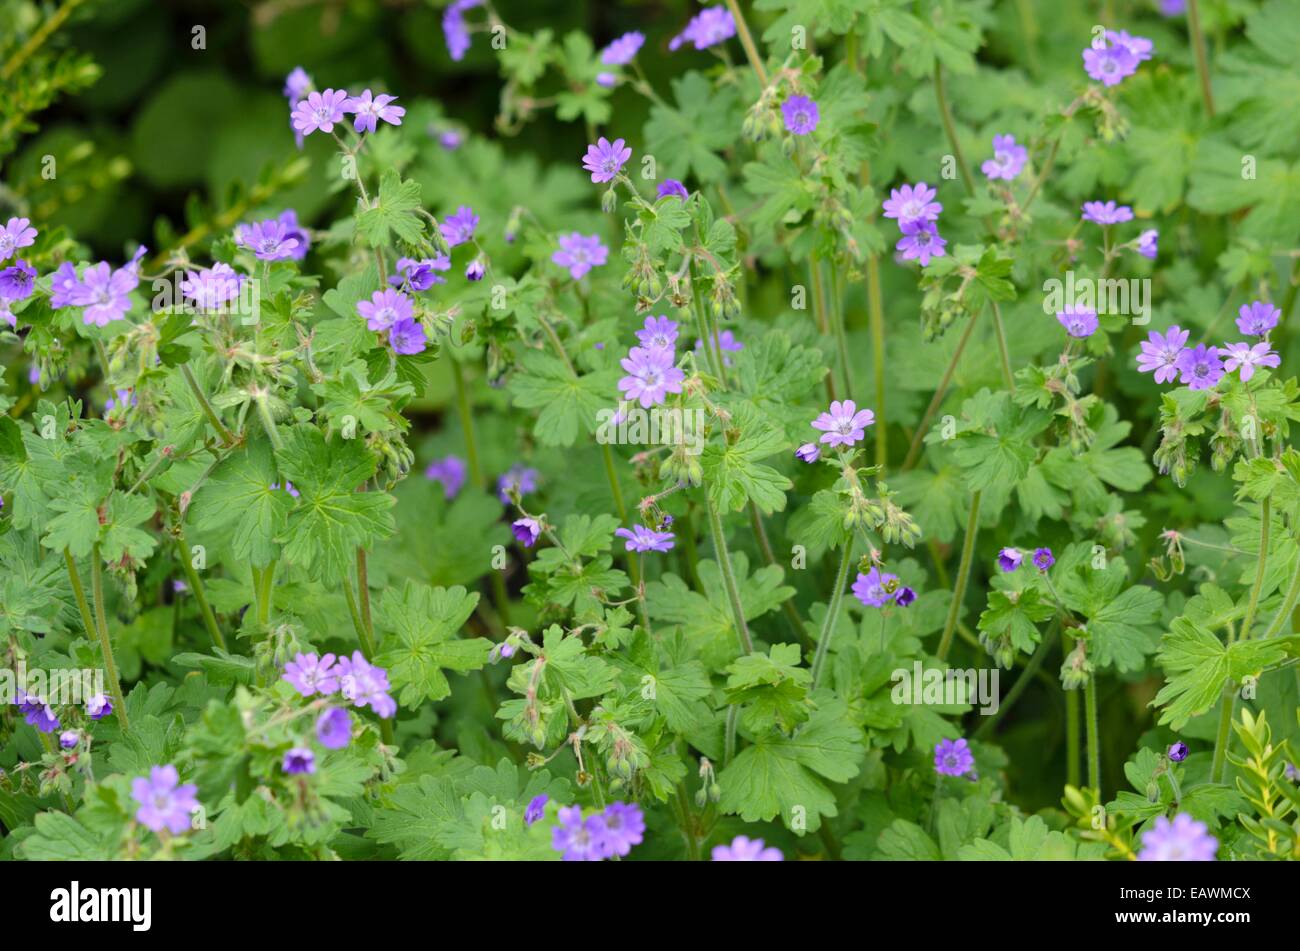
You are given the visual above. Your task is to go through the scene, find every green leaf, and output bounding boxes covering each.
[356,170,424,248]
[374,580,489,707]
[189,438,293,568]
[508,350,618,447]
[701,403,792,513]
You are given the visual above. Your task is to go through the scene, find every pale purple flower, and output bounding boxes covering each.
[636,315,678,352]
[1138,813,1217,861]
[1175,344,1226,391]
[464,258,485,281]
[425,455,468,499]
[658,179,690,201]
[277,209,311,260]
[1168,741,1189,762]
[668,5,736,51]
[780,95,819,135]
[694,329,744,367]
[581,137,631,184]
[795,443,820,463]
[0,259,35,300]
[357,289,414,332]
[131,765,200,835]
[981,134,1028,181]
[1285,762,1299,782]
[811,399,875,447]
[497,465,539,503]
[439,130,463,150]
[104,388,136,413]
[896,219,946,266]
[512,517,542,547]
[1082,43,1138,86]
[599,802,645,857]
[1160,0,1186,14]
[283,67,311,103]
[48,261,82,308]
[1081,200,1134,225]
[1057,307,1099,338]
[1106,30,1154,62]
[1222,341,1280,382]
[86,693,113,720]
[181,263,243,310]
[595,71,617,88]
[59,730,79,749]
[0,217,37,261]
[390,255,450,291]
[601,31,645,65]
[291,88,349,136]
[615,524,675,553]
[552,232,608,280]
[283,652,339,697]
[335,651,397,718]
[1236,300,1280,337]
[711,834,783,861]
[1033,547,1055,571]
[443,0,482,61]
[1137,325,1189,383]
[882,182,942,225]
[852,567,898,608]
[618,345,685,408]
[441,206,479,247]
[934,738,975,777]
[998,547,1023,572]
[525,794,548,825]
[70,261,136,326]
[552,805,610,861]
[283,747,316,775]
[345,89,405,134]
[1136,228,1158,260]
[388,316,427,355]
[16,691,59,733]
[315,707,352,749]
[235,218,300,261]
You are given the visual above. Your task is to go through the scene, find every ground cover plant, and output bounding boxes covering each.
[1,0,1299,863]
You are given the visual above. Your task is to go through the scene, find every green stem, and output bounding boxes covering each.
[902,305,982,471]
[808,255,839,402]
[600,441,643,596]
[255,397,284,451]
[722,0,769,87]
[88,545,129,733]
[702,487,753,656]
[254,561,276,626]
[1238,498,1270,640]
[829,264,855,402]
[1186,0,1216,118]
[937,491,981,660]
[866,256,887,468]
[974,623,1058,741]
[63,548,98,648]
[176,535,225,650]
[1084,674,1101,793]
[1210,684,1235,783]
[933,64,975,196]
[674,783,701,861]
[1261,547,1300,639]
[1,0,86,80]
[181,365,236,447]
[989,301,1015,390]
[810,544,853,690]
[1063,633,1080,788]
[748,503,811,647]
[356,548,375,644]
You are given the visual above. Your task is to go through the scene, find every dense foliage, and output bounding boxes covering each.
[2,0,1300,862]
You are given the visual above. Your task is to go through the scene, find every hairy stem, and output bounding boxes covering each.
[1210,684,1235,783]
[1261,546,1300,639]
[989,301,1015,390]
[937,491,981,660]
[1063,633,1081,788]
[933,64,975,195]
[181,364,236,447]
[1186,0,1216,118]
[1084,674,1101,793]
[722,0,769,87]
[703,487,753,656]
[866,255,887,468]
[88,545,130,732]
[902,305,982,471]
[810,543,853,690]
[749,503,811,647]
[973,623,1058,741]
[1238,498,1270,640]
[176,534,225,650]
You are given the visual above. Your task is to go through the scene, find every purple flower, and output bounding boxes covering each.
[1236,300,1281,337]
[0,217,37,262]
[1285,762,1299,782]
[896,219,947,266]
[581,136,631,184]
[894,586,917,607]
[0,258,35,301]
[270,480,300,499]
[669,5,736,51]
[357,289,414,332]
[439,130,463,150]
[425,455,468,499]
[1137,325,1189,384]
[1167,741,1189,762]
[390,255,449,291]
[599,802,645,857]
[70,261,137,326]
[282,747,316,775]
[497,465,539,503]
[131,765,200,835]
[618,345,685,408]
[291,88,349,137]
[852,567,899,608]
[934,738,975,777]
[552,805,610,861]
[694,329,744,367]
[1081,200,1134,226]
[1137,813,1218,861]
[636,315,678,352]
[1106,30,1154,62]
[443,0,482,61]
[811,399,875,448]
[104,388,136,413]
[1032,547,1055,571]
[440,205,479,248]
[283,67,311,103]
[882,182,942,225]
[601,31,645,65]
[465,258,485,281]
[1160,0,1186,14]
[1082,43,1138,86]
[525,794,548,825]
[1057,307,1099,338]
[1222,341,1279,382]
[712,834,783,861]
[16,691,59,733]
[1136,229,1158,260]
[345,89,405,134]
[512,517,542,547]
[0,298,12,330]
[615,524,675,553]
[277,209,311,260]
[335,651,397,719]
[389,316,428,355]
[235,218,300,261]
[552,233,608,280]
[181,263,243,310]
[48,261,82,308]
[795,443,820,463]
[595,71,617,89]
[315,707,352,749]
[86,693,113,720]
[59,730,80,750]
[780,95,819,135]
[1174,344,1226,391]
[981,134,1028,181]
[998,548,1023,572]
[657,179,689,201]
[283,652,339,697]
